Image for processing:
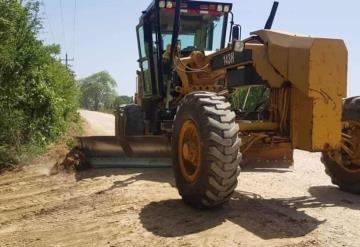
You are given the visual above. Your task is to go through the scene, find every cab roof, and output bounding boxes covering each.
[140,0,233,20]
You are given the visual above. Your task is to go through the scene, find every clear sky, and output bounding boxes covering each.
[39,0,359,97]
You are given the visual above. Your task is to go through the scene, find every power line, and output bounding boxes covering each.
[42,0,75,67]
[59,0,67,52]
[41,0,56,44]
[57,0,75,69]
[72,0,77,66]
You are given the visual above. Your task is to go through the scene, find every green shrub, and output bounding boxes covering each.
[0,0,79,167]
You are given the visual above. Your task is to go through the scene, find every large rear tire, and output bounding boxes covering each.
[322,96,360,193]
[322,154,360,193]
[117,104,145,136]
[172,92,241,208]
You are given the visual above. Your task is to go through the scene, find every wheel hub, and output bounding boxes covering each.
[178,120,202,183]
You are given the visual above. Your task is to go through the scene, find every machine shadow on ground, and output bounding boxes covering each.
[282,185,360,211]
[139,186,360,239]
[139,190,325,239]
[74,166,360,239]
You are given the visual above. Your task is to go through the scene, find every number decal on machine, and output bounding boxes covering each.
[223,52,235,66]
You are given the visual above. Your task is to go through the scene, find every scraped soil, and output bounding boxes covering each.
[0,110,360,247]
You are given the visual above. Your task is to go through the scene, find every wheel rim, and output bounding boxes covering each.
[178,120,202,183]
[328,121,360,173]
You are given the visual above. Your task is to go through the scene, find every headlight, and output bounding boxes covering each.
[217,4,223,12]
[234,41,245,52]
[159,1,166,8]
[223,5,231,13]
[166,1,173,8]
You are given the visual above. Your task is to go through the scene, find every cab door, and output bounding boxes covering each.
[136,24,153,97]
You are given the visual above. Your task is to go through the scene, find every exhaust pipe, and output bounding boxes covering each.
[264,1,279,30]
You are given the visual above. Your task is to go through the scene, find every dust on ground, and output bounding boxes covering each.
[0,110,359,247]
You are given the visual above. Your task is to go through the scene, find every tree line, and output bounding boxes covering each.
[78,71,133,112]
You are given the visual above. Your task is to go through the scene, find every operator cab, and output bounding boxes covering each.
[136,0,232,98]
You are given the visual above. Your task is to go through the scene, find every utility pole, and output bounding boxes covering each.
[61,53,74,69]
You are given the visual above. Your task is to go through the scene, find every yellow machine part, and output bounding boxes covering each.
[241,141,293,168]
[174,51,226,94]
[238,121,279,132]
[248,30,348,152]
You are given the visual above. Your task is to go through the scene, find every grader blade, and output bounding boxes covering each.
[241,142,294,169]
[77,136,172,168]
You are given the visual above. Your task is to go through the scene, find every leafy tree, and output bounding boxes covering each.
[0,0,79,166]
[113,95,133,108]
[79,71,118,111]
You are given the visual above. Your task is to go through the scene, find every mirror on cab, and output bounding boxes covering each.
[231,25,242,41]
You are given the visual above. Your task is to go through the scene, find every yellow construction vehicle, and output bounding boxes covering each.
[79,0,360,208]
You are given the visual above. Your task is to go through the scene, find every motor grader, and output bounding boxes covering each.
[79,0,360,208]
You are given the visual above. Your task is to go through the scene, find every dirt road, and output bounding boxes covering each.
[80,109,115,136]
[1,110,359,247]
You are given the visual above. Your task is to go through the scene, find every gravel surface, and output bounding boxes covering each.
[0,110,359,247]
